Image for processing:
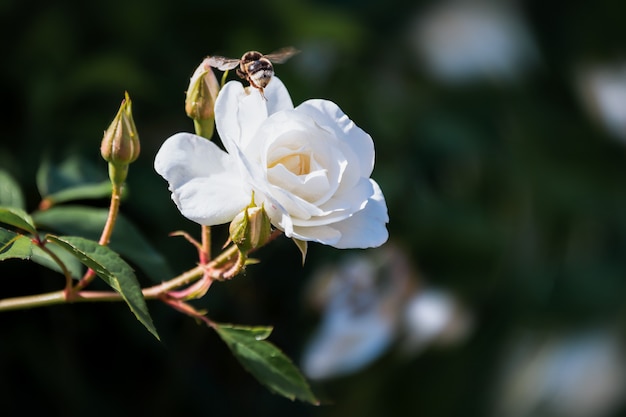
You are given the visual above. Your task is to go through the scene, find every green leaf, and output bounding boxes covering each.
[37,155,108,198]
[36,155,120,207]
[41,181,114,207]
[214,323,318,404]
[0,170,26,210]
[0,228,82,278]
[0,228,33,260]
[32,206,174,282]
[0,207,38,235]
[47,235,159,340]
[31,242,84,279]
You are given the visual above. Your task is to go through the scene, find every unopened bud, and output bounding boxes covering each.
[229,204,272,254]
[101,92,140,184]
[185,58,220,138]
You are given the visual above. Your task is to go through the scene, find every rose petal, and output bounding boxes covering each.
[267,163,331,203]
[154,133,216,187]
[263,77,294,115]
[265,183,322,219]
[291,177,374,227]
[291,224,342,246]
[154,132,250,225]
[296,100,375,178]
[154,133,224,188]
[172,176,250,225]
[262,196,294,236]
[215,78,293,153]
[246,108,325,163]
[329,180,389,249]
[214,81,265,153]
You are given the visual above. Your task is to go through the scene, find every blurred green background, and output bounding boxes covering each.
[2,0,626,415]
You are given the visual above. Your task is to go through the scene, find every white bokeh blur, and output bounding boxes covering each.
[409,0,539,83]
[491,327,626,417]
[300,244,471,380]
[577,62,626,143]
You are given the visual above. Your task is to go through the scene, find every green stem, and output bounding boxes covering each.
[0,291,67,311]
[73,182,123,292]
[0,264,206,312]
[193,119,215,140]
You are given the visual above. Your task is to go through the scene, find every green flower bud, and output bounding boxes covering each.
[101,92,140,184]
[229,204,272,254]
[185,58,220,139]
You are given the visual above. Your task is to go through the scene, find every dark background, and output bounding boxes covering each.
[2,0,626,415]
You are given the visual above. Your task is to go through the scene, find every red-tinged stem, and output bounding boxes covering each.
[31,236,73,293]
[200,225,211,264]
[160,297,213,327]
[166,270,213,300]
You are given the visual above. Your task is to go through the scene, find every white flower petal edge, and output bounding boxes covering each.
[296,99,375,178]
[215,77,293,154]
[154,132,250,225]
[320,180,389,249]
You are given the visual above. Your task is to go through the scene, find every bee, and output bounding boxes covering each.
[206,47,299,99]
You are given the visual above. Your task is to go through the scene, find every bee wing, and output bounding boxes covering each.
[264,47,300,64]
[205,56,240,71]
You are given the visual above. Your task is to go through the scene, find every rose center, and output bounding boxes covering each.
[268,152,311,176]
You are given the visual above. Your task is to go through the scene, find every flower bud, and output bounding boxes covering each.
[185,58,220,139]
[229,204,272,254]
[101,92,140,184]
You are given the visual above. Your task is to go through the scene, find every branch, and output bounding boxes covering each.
[0,264,205,312]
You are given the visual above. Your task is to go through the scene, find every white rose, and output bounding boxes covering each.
[154,77,388,249]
